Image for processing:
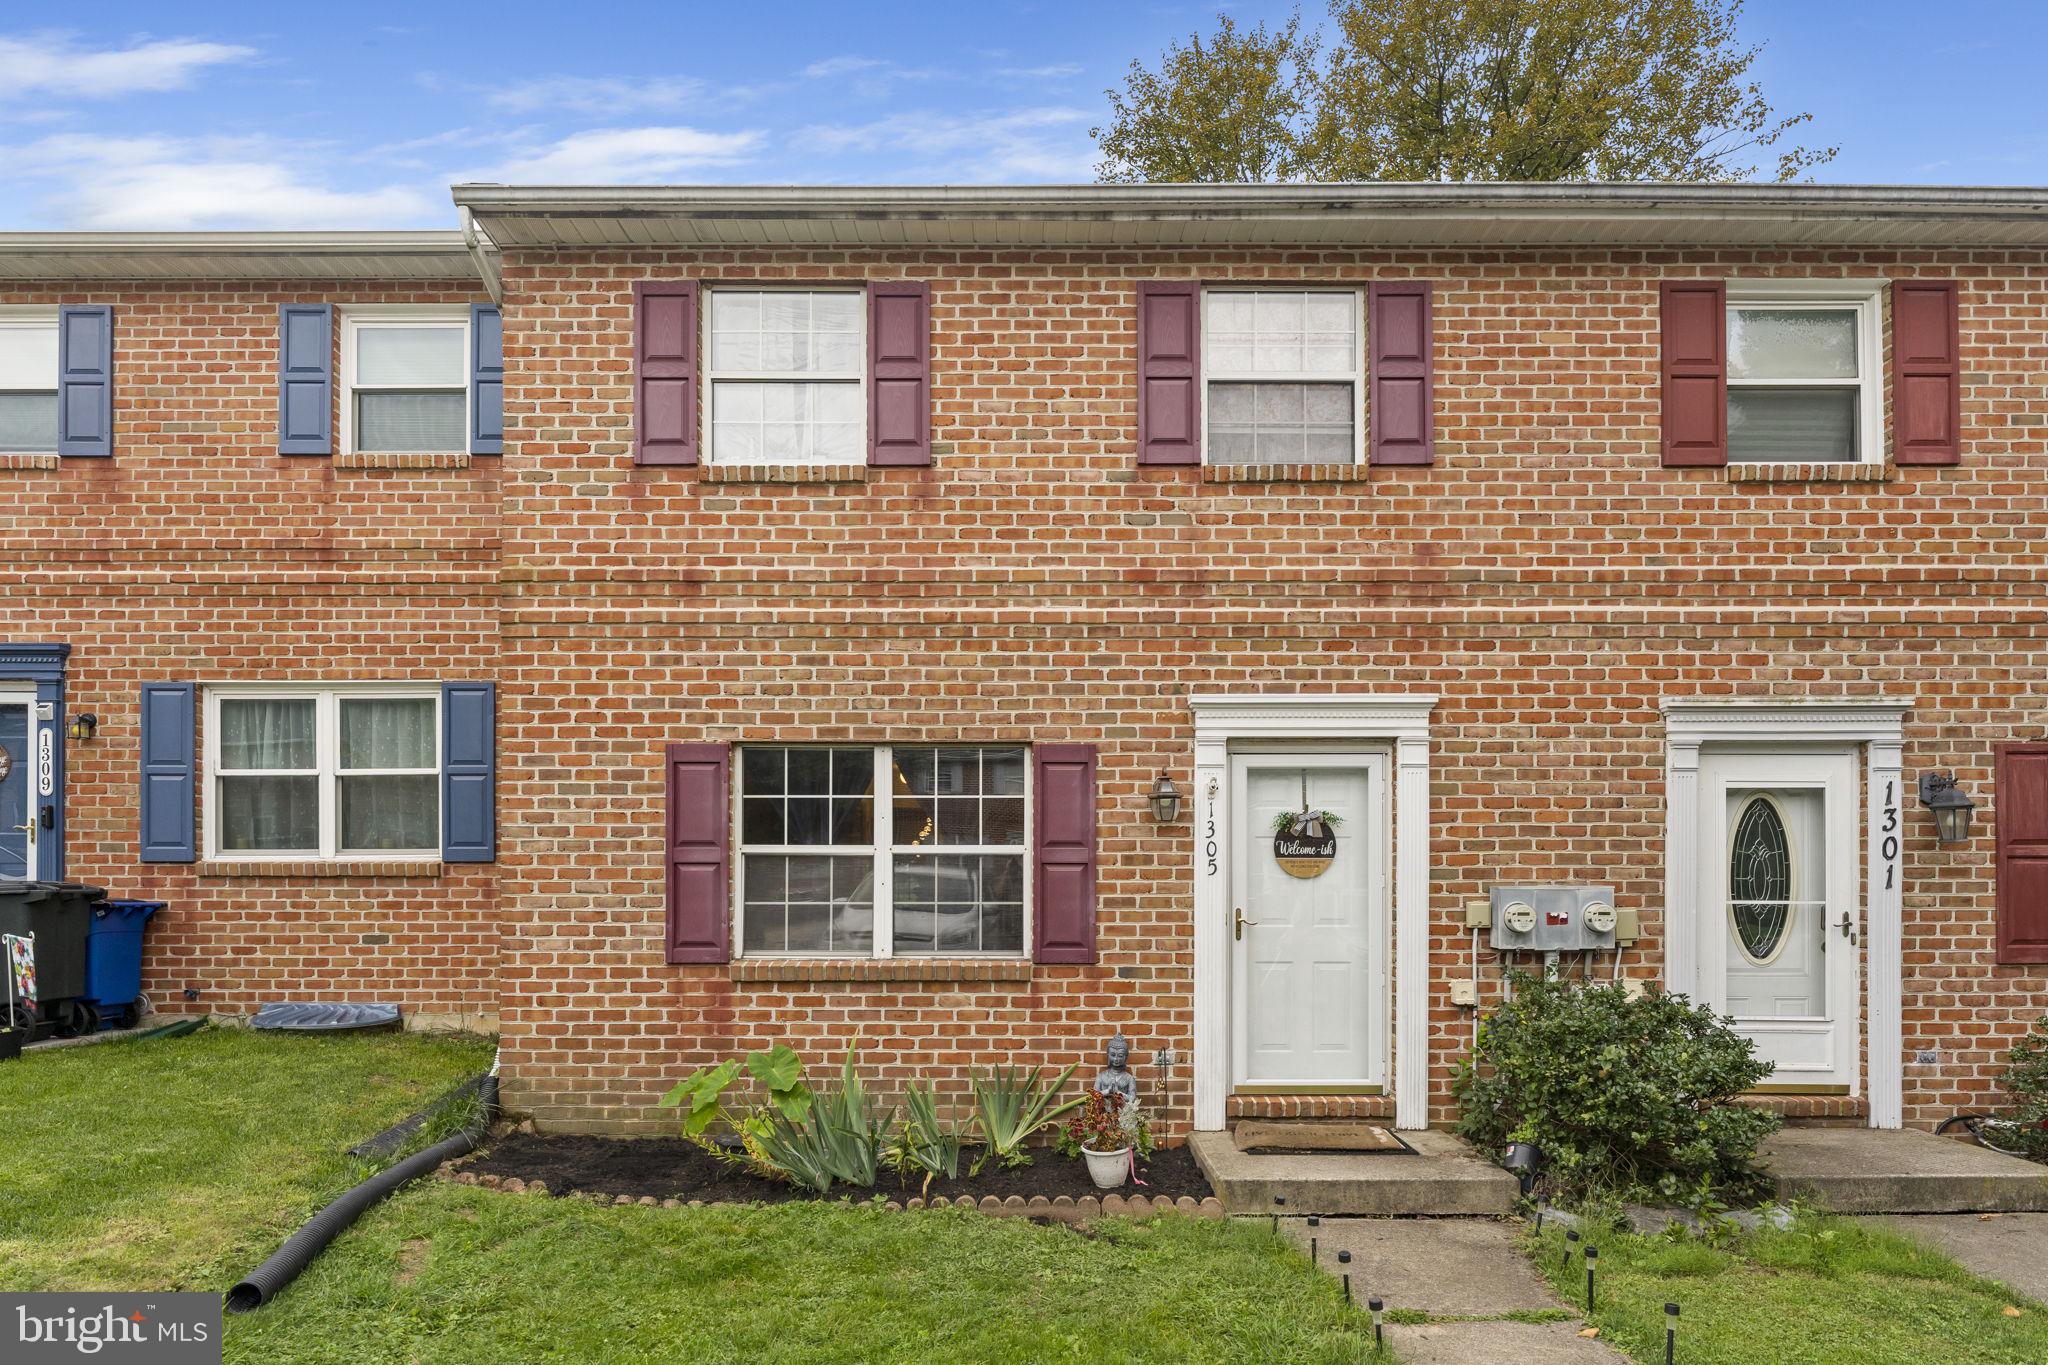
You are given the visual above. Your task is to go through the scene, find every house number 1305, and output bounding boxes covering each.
[1204,800,1218,877]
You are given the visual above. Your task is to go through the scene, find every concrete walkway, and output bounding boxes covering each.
[1764,1127,2048,1212]
[1857,1213,2048,1306]
[1291,1218,1625,1364]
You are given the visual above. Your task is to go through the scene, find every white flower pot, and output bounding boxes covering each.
[1082,1146,1131,1190]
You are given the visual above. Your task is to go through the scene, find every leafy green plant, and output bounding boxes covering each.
[1454,973,1778,1203]
[657,1043,825,1180]
[754,1043,893,1194]
[970,1064,1083,1174]
[886,1082,965,1195]
[1271,809,1342,834]
[1998,1016,2048,1160]
[1053,1090,1155,1160]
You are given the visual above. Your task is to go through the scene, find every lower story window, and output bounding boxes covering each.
[206,688,439,859]
[737,745,1028,957]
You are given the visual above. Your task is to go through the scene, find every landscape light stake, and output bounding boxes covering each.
[1665,1302,1680,1365]
[1336,1249,1352,1303]
[1368,1296,1384,1348]
[1307,1214,1319,1263]
[1585,1245,1598,1313]
[1272,1195,1286,1233]
[1562,1227,1580,1271]
[1534,1198,1546,1233]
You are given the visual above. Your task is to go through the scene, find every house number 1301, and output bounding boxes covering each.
[1880,780,1899,889]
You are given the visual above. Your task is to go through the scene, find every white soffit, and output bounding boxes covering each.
[0,231,481,282]
[452,183,2048,251]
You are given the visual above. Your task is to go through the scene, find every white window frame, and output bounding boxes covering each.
[702,286,867,466]
[1199,287,1366,467]
[0,307,59,455]
[732,744,1032,959]
[203,683,441,862]
[339,305,471,457]
[1724,280,1885,466]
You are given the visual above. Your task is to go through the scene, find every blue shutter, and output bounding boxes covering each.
[57,304,113,457]
[441,681,495,862]
[278,304,333,455]
[470,303,504,455]
[139,683,196,863]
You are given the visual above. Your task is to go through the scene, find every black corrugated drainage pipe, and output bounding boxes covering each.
[226,1071,499,1312]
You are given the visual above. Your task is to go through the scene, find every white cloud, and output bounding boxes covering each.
[0,134,439,229]
[798,55,933,100]
[0,33,255,100]
[488,75,708,116]
[994,64,1084,81]
[795,107,1095,181]
[458,126,763,183]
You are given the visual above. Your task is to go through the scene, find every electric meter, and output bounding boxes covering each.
[1490,885,1617,950]
[1502,901,1537,934]
[1583,902,1617,935]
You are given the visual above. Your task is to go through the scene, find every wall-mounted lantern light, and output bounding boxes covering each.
[66,712,98,743]
[1147,772,1184,823]
[1917,771,1976,846]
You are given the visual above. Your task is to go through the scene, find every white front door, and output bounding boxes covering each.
[1230,752,1388,1089]
[0,695,34,879]
[1696,748,1858,1089]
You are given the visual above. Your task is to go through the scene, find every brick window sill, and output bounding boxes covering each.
[701,463,871,484]
[1200,463,1370,484]
[1726,462,1890,484]
[0,453,60,472]
[730,958,1034,985]
[334,451,473,470]
[198,859,444,879]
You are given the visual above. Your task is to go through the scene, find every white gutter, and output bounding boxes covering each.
[459,209,504,304]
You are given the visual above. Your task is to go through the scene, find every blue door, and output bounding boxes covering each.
[0,701,33,878]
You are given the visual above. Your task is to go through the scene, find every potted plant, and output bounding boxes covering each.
[1056,1090,1149,1190]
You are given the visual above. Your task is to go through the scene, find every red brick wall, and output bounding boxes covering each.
[495,244,2048,1134]
[0,279,500,1026]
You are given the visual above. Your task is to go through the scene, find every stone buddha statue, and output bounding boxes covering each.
[1092,1031,1139,1106]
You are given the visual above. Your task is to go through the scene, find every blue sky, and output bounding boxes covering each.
[1,2,2043,230]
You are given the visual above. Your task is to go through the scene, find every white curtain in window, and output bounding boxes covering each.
[356,392,465,452]
[339,775,438,851]
[0,393,57,452]
[341,698,434,769]
[356,326,465,385]
[219,699,316,770]
[0,325,57,389]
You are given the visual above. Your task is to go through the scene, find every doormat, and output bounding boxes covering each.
[1234,1120,1415,1155]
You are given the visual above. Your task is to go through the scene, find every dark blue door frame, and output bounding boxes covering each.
[0,644,68,881]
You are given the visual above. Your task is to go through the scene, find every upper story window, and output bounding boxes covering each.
[205,686,440,860]
[0,313,58,454]
[1726,284,1882,464]
[1202,289,1363,465]
[737,744,1028,958]
[707,289,865,464]
[342,309,469,454]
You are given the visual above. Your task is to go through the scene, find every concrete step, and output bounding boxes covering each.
[1188,1127,1520,1216]
[1764,1127,2048,1213]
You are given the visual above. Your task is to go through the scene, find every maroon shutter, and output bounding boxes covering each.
[1136,281,1200,465]
[665,742,730,963]
[1997,744,2048,964]
[868,280,932,466]
[1368,281,1435,466]
[1033,743,1098,964]
[1660,280,1727,467]
[1894,280,1962,467]
[634,280,698,466]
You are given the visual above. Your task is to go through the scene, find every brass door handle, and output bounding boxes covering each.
[10,824,30,834]
[1234,907,1260,941]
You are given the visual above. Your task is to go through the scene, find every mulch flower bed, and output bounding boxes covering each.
[451,1130,1219,1221]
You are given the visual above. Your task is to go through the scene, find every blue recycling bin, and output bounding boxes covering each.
[85,899,161,1029]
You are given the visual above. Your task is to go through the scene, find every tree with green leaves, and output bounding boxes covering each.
[1093,0,1835,184]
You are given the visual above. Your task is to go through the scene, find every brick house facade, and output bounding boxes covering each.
[6,186,2046,1138]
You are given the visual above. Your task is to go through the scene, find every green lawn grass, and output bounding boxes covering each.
[0,1025,1382,1363]
[1527,1213,2048,1365]
[227,1186,1383,1364]
[0,1025,494,1291]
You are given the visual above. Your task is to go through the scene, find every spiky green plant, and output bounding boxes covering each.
[886,1082,966,1195]
[970,1064,1083,1174]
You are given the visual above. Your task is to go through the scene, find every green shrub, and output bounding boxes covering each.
[1998,1017,2048,1160]
[1453,974,1779,1203]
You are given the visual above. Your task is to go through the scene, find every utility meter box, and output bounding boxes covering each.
[1489,885,1618,952]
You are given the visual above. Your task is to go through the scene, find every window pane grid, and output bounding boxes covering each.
[1203,289,1362,466]
[706,290,865,465]
[737,745,1029,959]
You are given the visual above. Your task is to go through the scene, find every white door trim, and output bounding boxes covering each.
[0,690,35,881]
[1190,694,1436,1131]
[1662,698,1909,1128]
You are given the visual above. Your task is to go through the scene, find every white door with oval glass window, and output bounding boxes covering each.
[1696,749,1858,1089]
[1230,752,1388,1090]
